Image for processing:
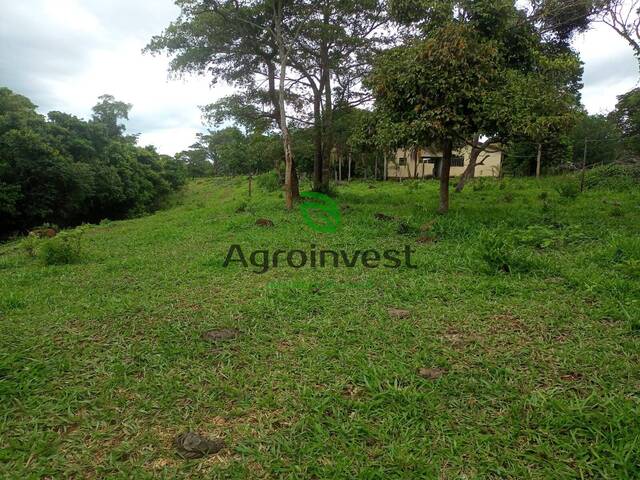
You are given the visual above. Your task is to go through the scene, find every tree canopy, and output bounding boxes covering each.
[0,88,186,236]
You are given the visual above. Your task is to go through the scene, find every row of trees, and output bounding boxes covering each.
[0,88,187,235]
[149,0,640,213]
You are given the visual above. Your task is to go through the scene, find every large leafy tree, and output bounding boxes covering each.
[91,94,133,138]
[147,0,391,201]
[0,88,185,235]
[147,0,311,209]
[610,87,640,157]
[371,0,583,211]
[369,22,501,213]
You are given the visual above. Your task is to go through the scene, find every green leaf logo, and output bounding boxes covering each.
[299,192,341,234]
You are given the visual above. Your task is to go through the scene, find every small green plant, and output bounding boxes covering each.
[256,171,282,193]
[38,227,86,265]
[478,231,531,274]
[514,225,556,249]
[538,191,549,201]
[555,181,580,199]
[615,259,640,279]
[503,192,515,203]
[611,206,624,218]
[472,178,491,191]
[21,234,40,258]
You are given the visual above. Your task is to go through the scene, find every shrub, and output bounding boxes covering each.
[38,227,86,265]
[478,231,531,274]
[611,206,624,218]
[514,225,556,249]
[583,164,640,190]
[472,178,492,191]
[21,234,40,257]
[256,171,281,192]
[555,181,580,199]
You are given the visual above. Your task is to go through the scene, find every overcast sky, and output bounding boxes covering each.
[1,1,638,155]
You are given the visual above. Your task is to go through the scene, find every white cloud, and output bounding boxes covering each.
[573,19,638,114]
[0,0,231,155]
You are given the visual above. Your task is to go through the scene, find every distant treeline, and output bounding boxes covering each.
[0,88,187,236]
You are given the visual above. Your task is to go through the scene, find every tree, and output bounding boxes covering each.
[0,88,185,235]
[287,1,390,191]
[610,87,640,157]
[147,0,307,209]
[570,113,622,166]
[487,51,582,177]
[91,94,133,138]
[598,0,640,61]
[369,22,501,213]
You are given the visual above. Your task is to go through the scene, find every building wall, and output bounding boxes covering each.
[388,145,503,179]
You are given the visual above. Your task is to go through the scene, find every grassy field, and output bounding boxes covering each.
[1,175,639,479]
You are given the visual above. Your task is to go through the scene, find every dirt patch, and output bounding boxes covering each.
[29,227,57,238]
[417,236,437,244]
[202,328,240,343]
[420,220,436,232]
[418,367,447,380]
[388,308,411,319]
[256,218,274,227]
[342,384,363,398]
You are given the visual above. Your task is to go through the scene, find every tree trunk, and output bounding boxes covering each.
[383,151,388,181]
[456,139,481,193]
[439,139,453,214]
[275,25,299,209]
[364,154,368,180]
[312,91,323,191]
[267,60,281,176]
[348,152,352,182]
[320,25,332,191]
[413,148,419,178]
[536,143,542,178]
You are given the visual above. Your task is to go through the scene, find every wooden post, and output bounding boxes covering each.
[248,174,252,197]
[348,152,352,182]
[580,138,587,192]
[536,143,542,178]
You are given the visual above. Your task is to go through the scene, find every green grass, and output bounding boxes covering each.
[1,176,639,479]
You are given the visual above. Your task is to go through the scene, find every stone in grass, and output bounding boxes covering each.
[174,432,225,459]
[256,218,274,227]
[388,308,411,319]
[201,328,240,343]
[418,367,447,380]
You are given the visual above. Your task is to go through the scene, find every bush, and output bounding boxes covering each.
[38,227,86,265]
[478,231,532,274]
[555,181,580,199]
[583,164,640,190]
[21,234,40,257]
[256,171,282,193]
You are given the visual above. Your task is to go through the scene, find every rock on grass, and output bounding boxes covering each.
[174,432,225,459]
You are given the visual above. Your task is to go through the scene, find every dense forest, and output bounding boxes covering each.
[0,88,187,236]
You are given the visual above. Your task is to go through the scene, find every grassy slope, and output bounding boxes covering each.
[1,177,639,479]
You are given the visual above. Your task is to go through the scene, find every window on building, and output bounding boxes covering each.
[451,156,465,167]
[421,156,441,164]
[398,157,407,166]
